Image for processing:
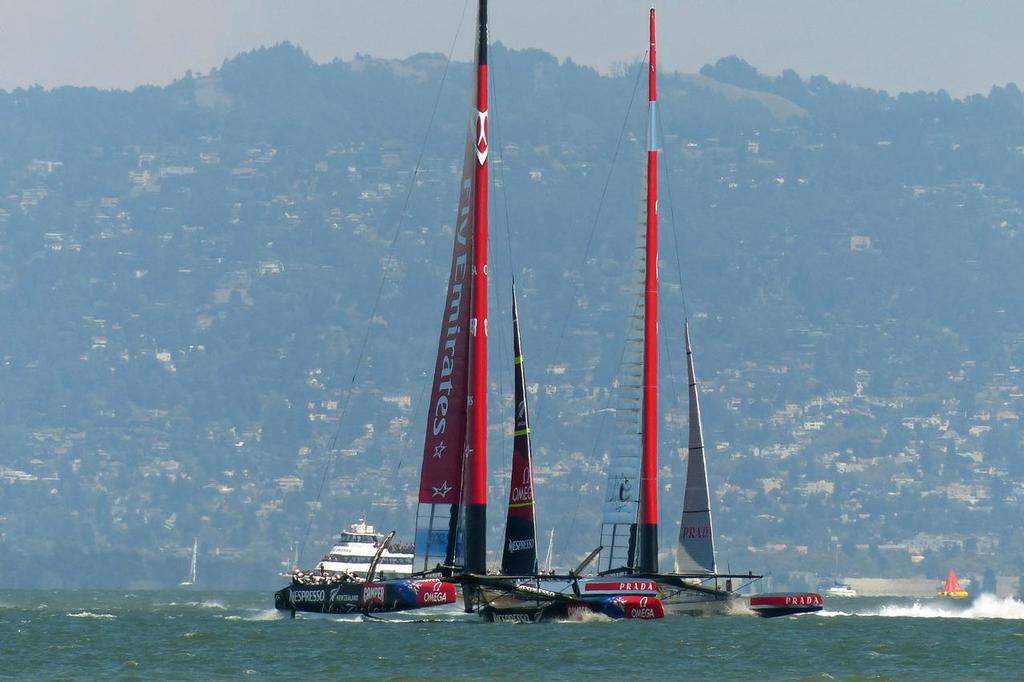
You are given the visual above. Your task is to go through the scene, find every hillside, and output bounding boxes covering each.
[2,43,1024,588]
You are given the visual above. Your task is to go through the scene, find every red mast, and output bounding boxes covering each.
[638,5,659,574]
[465,0,489,576]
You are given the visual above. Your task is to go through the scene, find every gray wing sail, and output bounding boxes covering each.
[675,322,717,574]
[597,184,649,573]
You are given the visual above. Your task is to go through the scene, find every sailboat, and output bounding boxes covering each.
[543,528,555,574]
[463,285,664,622]
[596,5,669,580]
[274,0,491,618]
[180,537,198,587]
[825,543,857,597]
[593,7,822,619]
[937,569,969,599]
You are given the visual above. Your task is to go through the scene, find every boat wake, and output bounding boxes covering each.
[726,600,757,617]
[553,611,613,624]
[873,594,1024,620]
[66,611,117,619]
[361,610,473,624]
[222,609,287,622]
[816,594,1024,620]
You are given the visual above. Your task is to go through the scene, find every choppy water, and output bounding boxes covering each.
[2,590,1023,680]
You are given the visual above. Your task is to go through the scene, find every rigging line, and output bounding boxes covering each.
[298,0,472,566]
[652,110,685,451]
[486,56,514,483]
[487,216,513,482]
[548,53,648,367]
[658,303,685,486]
[657,106,690,322]
[566,293,645,553]
[561,58,647,552]
[489,42,517,288]
[656,105,694,484]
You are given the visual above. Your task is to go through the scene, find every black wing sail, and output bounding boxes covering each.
[500,285,539,575]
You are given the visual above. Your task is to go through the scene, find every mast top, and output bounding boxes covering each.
[649,7,656,103]
[478,0,488,66]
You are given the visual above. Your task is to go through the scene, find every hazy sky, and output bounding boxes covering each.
[0,1,1020,96]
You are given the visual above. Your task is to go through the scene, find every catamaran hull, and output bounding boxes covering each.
[747,593,824,618]
[479,594,664,622]
[275,578,458,616]
[475,580,665,622]
[659,589,735,616]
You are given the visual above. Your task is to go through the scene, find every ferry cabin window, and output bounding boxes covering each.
[325,555,413,565]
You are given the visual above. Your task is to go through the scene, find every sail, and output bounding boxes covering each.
[598,206,645,572]
[413,0,489,575]
[943,569,963,594]
[599,7,660,574]
[463,0,490,577]
[413,130,474,572]
[500,286,538,575]
[674,322,717,574]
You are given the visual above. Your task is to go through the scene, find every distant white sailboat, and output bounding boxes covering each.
[180,538,198,587]
[826,542,857,597]
[543,528,555,573]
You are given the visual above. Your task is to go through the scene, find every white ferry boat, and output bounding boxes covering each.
[315,519,413,580]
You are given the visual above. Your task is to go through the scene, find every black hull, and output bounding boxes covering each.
[274,578,459,616]
[275,584,363,615]
[479,601,597,623]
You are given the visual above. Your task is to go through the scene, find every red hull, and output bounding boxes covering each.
[748,592,824,618]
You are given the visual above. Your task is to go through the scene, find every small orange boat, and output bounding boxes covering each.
[936,569,969,599]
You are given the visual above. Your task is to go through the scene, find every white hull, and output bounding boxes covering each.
[659,588,738,616]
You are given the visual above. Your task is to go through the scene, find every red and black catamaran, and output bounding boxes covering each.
[275,0,492,618]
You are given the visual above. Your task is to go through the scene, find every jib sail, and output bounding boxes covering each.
[674,322,717,574]
[500,285,538,575]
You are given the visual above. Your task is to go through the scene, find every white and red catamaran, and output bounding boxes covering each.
[593,6,822,618]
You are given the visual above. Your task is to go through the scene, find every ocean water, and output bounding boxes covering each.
[2,590,1023,680]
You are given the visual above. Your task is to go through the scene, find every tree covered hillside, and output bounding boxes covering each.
[1,43,1024,588]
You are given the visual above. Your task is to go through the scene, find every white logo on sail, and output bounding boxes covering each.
[508,538,535,553]
[476,109,489,164]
